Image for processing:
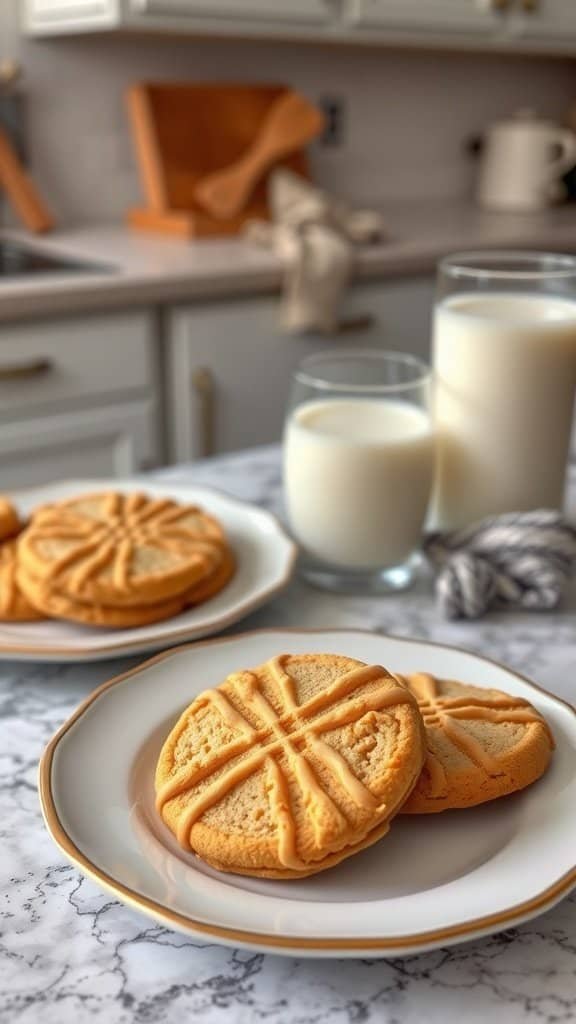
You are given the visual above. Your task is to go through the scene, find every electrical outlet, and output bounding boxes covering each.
[318,96,345,148]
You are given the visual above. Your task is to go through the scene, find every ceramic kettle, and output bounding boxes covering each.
[477,110,576,211]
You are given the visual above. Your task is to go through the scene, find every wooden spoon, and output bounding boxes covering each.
[194,90,324,221]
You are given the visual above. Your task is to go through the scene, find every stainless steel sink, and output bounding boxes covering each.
[0,239,114,277]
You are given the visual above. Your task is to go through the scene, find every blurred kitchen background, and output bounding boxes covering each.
[2,0,576,489]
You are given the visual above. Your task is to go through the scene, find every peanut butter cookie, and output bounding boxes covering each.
[397,673,554,814]
[0,541,45,622]
[156,654,425,878]
[19,492,229,608]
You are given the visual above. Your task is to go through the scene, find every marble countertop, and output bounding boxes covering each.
[4,199,576,321]
[2,445,576,1024]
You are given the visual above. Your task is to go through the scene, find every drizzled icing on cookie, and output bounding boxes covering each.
[19,492,225,601]
[156,658,417,869]
[396,671,554,797]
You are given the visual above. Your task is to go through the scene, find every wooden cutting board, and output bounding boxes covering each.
[126,82,313,238]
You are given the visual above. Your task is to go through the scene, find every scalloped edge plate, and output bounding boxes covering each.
[0,480,296,661]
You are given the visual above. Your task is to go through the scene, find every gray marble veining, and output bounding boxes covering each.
[1,445,575,1024]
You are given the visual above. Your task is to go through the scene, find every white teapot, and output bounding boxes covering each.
[477,110,576,211]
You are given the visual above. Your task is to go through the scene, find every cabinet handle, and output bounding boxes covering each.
[191,366,215,458]
[305,314,378,339]
[0,357,53,381]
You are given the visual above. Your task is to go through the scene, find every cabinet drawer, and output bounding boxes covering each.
[0,311,155,420]
[0,400,159,490]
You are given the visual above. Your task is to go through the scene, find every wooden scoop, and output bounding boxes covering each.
[194,90,324,221]
[0,125,53,233]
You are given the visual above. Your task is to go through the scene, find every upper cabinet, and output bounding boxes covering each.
[506,0,576,45]
[24,0,334,35]
[345,0,503,35]
[129,0,332,24]
[23,0,576,52]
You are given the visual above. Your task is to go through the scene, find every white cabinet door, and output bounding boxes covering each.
[508,0,576,42]
[167,276,434,461]
[130,0,331,22]
[0,401,158,490]
[24,0,117,28]
[346,0,501,33]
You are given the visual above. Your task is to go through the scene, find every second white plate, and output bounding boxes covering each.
[0,479,296,661]
[40,629,576,957]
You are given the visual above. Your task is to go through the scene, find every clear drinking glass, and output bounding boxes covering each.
[432,251,576,531]
[283,350,435,593]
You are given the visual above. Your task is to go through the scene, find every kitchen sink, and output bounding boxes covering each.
[0,238,115,277]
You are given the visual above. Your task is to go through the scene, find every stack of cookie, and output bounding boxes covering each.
[0,491,235,627]
[155,653,554,879]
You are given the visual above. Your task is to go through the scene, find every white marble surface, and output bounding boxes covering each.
[5,199,576,320]
[2,445,576,1023]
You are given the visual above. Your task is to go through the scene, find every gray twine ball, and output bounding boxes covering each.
[424,510,576,621]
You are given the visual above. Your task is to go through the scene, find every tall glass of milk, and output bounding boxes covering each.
[283,350,435,592]
[432,252,576,530]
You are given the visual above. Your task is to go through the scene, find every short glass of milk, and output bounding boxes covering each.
[432,252,576,530]
[283,350,435,592]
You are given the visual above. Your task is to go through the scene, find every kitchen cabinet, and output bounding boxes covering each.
[166,276,435,461]
[24,0,333,35]
[506,0,576,45]
[129,0,331,24]
[28,0,576,53]
[0,310,160,487]
[0,401,157,490]
[345,0,504,35]
[23,0,118,31]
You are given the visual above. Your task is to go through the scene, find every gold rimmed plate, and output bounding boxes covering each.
[39,629,576,958]
[0,480,296,661]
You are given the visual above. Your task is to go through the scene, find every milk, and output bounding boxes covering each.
[432,292,576,529]
[284,398,435,569]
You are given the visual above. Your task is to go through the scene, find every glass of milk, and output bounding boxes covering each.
[432,252,576,530]
[283,350,435,592]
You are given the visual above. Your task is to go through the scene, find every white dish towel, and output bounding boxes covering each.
[244,169,385,335]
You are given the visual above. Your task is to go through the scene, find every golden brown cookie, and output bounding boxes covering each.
[155,654,425,879]
[0,499,21,543]
[185,547,235,607]
[397,673,554,814]
[19,492,228,607]
[17,568,186,628]
[0,542,45,622]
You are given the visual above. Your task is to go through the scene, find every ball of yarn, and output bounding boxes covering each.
[425,511,576,620]
[436,552,497,620]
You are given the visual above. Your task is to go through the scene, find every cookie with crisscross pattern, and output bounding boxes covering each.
[397,673,554,814]
[155,654,425,878]
[18,492,229,608]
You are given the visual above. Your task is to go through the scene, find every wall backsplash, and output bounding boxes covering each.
[2,2,576,226]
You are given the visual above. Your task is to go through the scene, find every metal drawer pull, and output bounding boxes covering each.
[191,366,215,458]
[0,357,53,381]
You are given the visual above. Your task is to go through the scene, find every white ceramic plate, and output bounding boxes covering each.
[40,629,576,958]
[0,479,295,662]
